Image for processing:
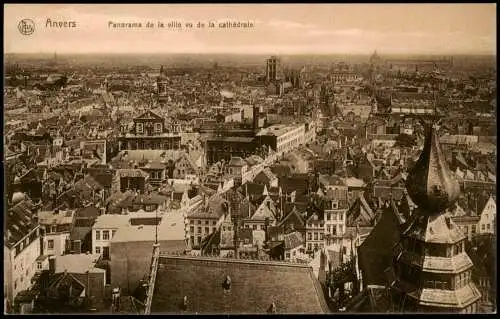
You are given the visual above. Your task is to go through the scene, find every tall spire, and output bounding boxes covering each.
[405,121,460,215]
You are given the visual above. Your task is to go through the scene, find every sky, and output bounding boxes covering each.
[4,4,497,55]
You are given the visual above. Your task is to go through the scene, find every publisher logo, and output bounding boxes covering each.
[18,19,35,35]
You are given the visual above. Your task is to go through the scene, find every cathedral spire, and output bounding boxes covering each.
[405,119,460,215]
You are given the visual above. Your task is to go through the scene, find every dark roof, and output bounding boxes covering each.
[70,226,92,241]
[76,206,100,219]
[358,205,405,287]
[151,256,330,314]
[5,199,38,248]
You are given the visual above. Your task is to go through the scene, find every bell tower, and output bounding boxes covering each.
[390,119,481,313]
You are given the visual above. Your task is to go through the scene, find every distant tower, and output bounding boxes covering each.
[391,121,481,312]
[266,56,278,82]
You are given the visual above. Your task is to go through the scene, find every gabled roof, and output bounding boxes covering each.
[135,110,163,121]
[251,197,276,221]
[358,204,405,287]
[278,207,305,229]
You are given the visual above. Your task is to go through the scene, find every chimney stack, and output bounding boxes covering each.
[49,255,56,274]
[252,105,259,131]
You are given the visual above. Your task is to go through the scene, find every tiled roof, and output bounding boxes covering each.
[151,256,330,314]
[5,199,38,248]
[188,196,228,219]
[403,214,465,244]
[38,209,76,225]
[283,231,304,250]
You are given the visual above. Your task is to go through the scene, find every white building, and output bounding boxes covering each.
[92,214,130,260]
[4,200,41,309]
[478,196,496,235]
[256,124,306,156]
[38,209,76,257]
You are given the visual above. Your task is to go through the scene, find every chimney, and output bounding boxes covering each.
[49,255,56,274]
[445,216,452,229]
[252,105,259,131]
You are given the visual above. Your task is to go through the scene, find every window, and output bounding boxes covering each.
[47,240,54,250]
[205,221,209,225]
[197,227,201,234]
[472,225,476,234]
[96,247,101,254]
[482,224,485,231]
[96,231,101,240]
[487,224,491,230]
[154,123,162,133]
[14,280,17,290]
[136,123,144,133]
[51,226,57,233]
[190,220,194,225]
[37,262,42,270]
[190,226,194,233]
[198,220,202,225]
[112,230,116,238]
[332,213,337,221]
[286,252,290,259]
[212,221,217,226]
[205,227,209,233]
[339,213,343,221]
[308,233,312,241]
[103,230,110,240]
[253,225,257,230]
[314,233,318,240]
[212,227,216,233]
[326,213,331,221]
[320,233,324,240]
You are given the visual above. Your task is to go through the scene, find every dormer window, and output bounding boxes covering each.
[331,201,339,209]
[154,123,162,133]
[136,123,144,134]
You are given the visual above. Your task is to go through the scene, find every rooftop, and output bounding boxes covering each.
[150,256,330,314]
[55,253,105,274]
[38,209,75,225]
[111,213,185,243]
[93,214,130,229]
[256,124,303,137]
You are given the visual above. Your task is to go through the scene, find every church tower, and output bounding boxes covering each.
[390,119,481,312]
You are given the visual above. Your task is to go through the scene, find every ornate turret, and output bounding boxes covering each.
[390,118,481,313]
[405,122,460,214]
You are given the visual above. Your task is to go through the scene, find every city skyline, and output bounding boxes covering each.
[4,4,497,55]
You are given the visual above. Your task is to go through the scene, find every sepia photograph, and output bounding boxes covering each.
[3,3,497,314]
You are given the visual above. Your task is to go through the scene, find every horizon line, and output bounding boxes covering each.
[5,51,496,56]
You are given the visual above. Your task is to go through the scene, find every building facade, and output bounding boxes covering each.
[119,111,181,151]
